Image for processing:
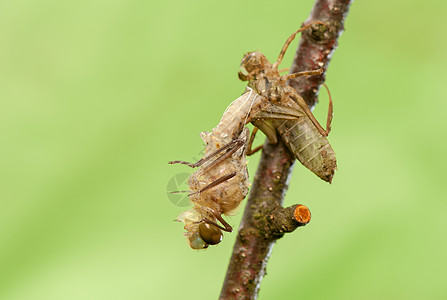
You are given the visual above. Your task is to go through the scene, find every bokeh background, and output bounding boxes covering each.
[1,0,446,299]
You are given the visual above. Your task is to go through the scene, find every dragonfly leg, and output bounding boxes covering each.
[200,139,245,171]
[291,83,334,137]
[201,216,233,233]
[272,21,325,70]
[189,172,237,195]
[246,127,263,156]
[168,138,244,169]
[197,210,233,233]
[281,68,323,81]
[291,94,329,137]
[322,83,333,135]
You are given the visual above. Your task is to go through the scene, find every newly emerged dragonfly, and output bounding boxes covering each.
[169,89,290,249]
[169,22,336,250]
[239,22,337,182]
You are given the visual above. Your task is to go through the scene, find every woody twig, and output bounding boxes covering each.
[220,0,352,299]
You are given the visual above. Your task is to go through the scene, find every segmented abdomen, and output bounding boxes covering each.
[275,117,336,183]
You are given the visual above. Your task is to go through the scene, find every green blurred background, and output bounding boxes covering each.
[1,0,446,299]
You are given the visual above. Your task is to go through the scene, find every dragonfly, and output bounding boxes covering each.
[169,22,336,249]
[169,88,295,249]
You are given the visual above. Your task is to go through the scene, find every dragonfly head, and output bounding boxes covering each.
[186,222,223,250]
[177,209,223,249]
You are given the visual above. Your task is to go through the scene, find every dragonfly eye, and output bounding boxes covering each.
[199,223,223,245]
[189,231,208,249]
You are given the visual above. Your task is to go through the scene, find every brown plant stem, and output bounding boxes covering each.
[220,0,352,299]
